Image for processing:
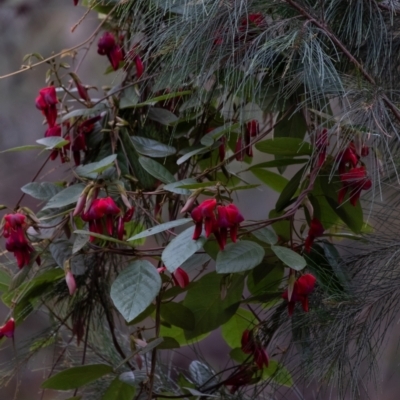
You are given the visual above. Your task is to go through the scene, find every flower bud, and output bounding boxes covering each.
[65,270,77,296]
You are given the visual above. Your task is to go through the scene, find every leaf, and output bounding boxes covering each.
[72,233,90,253]
[127,219,191,241]
[200,123,240,147]
[21,182,62,201]
[325,197,363,234]
[138,157,175,184]
[177,181,218,189]
[189,361,218,391]
[130,136,176,158]
[36,137,69,149]
[41,364,113,390]
[262,360,293,387]
[247,262,284,296]
[42,184,85,210]
[110,260,162,323]
[249,158,309,169]
[276,166,305,212]
[119,86,139,109]
[176,145,208,165]
[221,308,256,348]
[274,110,307,140]
[216,241,265,273]
[164,178,197,195]
[255,138,312,156]
[102,377,136,400]
[271,246,306,271]
[159,324,209,347]
[0,270,11,292]
[162,226,207,273]
[73,230,131,247]
[61,102,106,122]
[269,209,290,242]
[251,169,289,192]
[183,272,244,339]
[147,107,178,125]
[75,155,117,178]
[0,144,42,153]
[160,302,195,330]
[250,227,278,245]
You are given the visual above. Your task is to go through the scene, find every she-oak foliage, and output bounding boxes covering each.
[1,0,400,398]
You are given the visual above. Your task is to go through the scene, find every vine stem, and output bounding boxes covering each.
[148,292,161,399]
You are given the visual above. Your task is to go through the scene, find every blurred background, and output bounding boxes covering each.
[1,1,400,399]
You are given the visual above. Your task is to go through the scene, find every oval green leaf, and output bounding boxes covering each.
[271,245,306,271]
[110,260,162,323]
[127,219,191,241]
[138,156,175,184]
[130,136,176,158]
[216,241,265,273]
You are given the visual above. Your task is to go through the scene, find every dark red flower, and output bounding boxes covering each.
[215,204,244,249]
[235,137,245,161]
[282,273,316,316]
[0,318,15,339]
[74,0,78,5]
[172,267,190,288]
[97,32,123,71]
[338,166,372,206]
[123,207,135,222]
[241,329,269,370]
[246,120,259,137]
[135,55,144,79]
[35,86,58,127]
[70,73,90,102]
[3,213,39,269]
[191,199,217,239]
[224,365,256,394]
[337,143,358,175]
[304,218,324,253]
[219,136,226,162]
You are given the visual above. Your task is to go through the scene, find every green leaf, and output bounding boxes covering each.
[127,219,191,241]
[189,361,218,392]
[138,157,175,184]
[119,86,139,109]
[159,324,209,347]
[130,136,176,158]
[0,270,11,292]
[177,181,218,189]
[247,262,284,296]
[262,360,293,387]
[72,233,90,254]
[110,260,161,323]
[251,169,289,192]
[269,209,290,242]
[160,302,195,330]
[276,166,305,212]
[102,377,136,400]
[41,364,113,390]
[61,102,107,122]
[36,137,69,149]
[229,347,247,363]
[74,230,130,247]
[255,138,312,156]
[21,182,62,201]
[0,144,42,153]
[271,246,306,271]
[216,241,265,273]
[176,145,208,165]
[221,308,256,348]
[162,226,207,273]
[200,123,240,147]
[75,155,117,178]
[249,158,309,169]
[164,178,197,195]
[127,303,156,326]
[274,110,307,140]
[325,197,363,234]
[147,107,178,125]
[42,184,85,210]
[183,272,244,339]
[250,227,278,245]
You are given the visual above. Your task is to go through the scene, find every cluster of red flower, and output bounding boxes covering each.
[191,199,244,250]
[1,213,40,269]
[282,273,316,316]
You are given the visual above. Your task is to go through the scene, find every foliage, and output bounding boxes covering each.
[1,0,400,399]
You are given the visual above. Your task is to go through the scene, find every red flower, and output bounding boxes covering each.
[35,86,58,127]
[246,120,259,137]
[337,143,358,175]
[215,204,244,249]
[70,73,90,102]
[82,197,121,239]
[172,267,190,288]
[304,218,324,253]
[191,199,217,239]
[219,136,226,162]
[282,273,316,316]
[0,318,15,339]
[338,166,372,206]
[97,32,123,71]
[235,137,245,161]
[241,329,269,370]
[74,0,78,5]
[3,213,40,269]
[224,365,256,394]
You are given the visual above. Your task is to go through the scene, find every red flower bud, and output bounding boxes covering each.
[65,271,77,296]
[0,318,15,339]
[172,267,190,288]
[97,32,124,71]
